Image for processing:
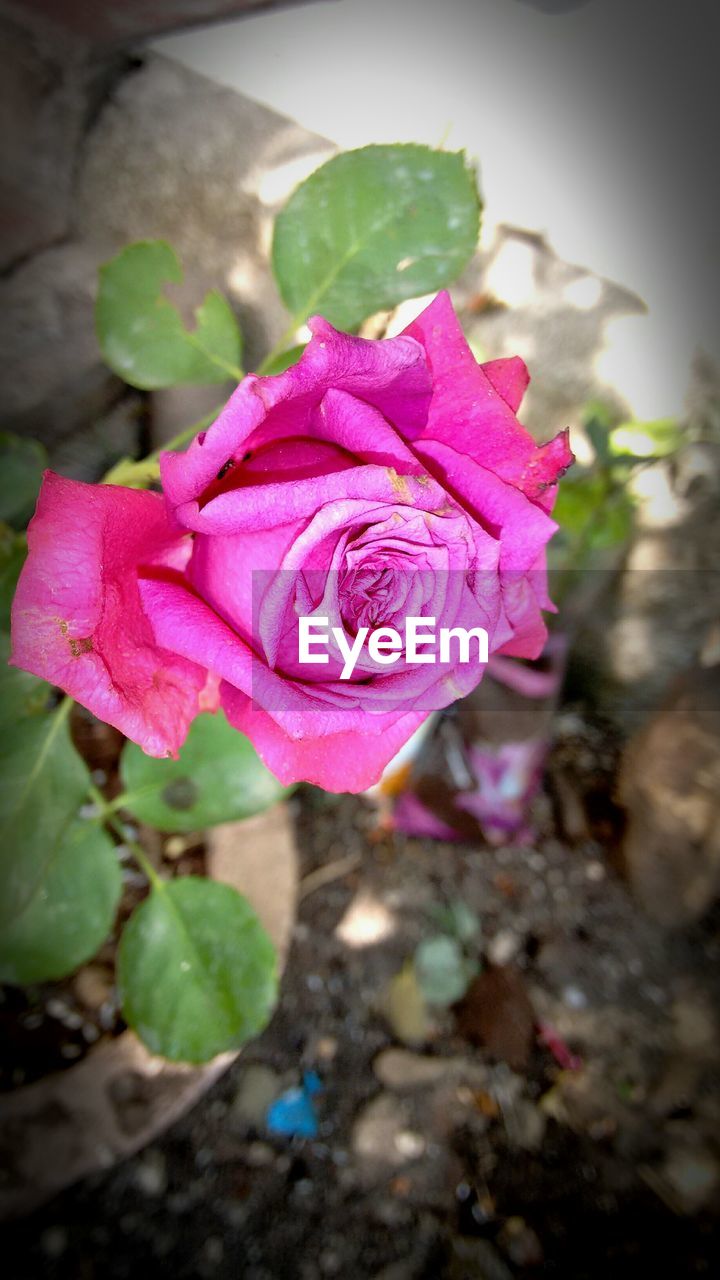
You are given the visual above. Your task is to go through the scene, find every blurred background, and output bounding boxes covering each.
[1,0,720,1276]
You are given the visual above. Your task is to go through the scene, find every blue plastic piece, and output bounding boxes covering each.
[266,1071,323,1138]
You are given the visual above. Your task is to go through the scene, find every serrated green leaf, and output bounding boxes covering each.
[118,876,277,1062]
[0,658,89,928]
[120,711,289,833]
[96,240,243,389]
[0,819,121,984]
[0,433,46,527]
[272,144,480,332]
[415,934,476,1007]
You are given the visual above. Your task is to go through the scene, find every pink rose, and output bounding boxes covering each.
[10,293,571,791]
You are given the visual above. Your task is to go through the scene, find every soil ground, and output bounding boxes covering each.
[4,726,720,1279]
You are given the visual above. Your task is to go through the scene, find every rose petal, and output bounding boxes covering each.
[482,356,529,413]
[221,682,427,792]
[10,474,207,757]
[160,325,431,512]
[402,292,572,504]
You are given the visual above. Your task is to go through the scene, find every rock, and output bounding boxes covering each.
[380,964,433,1047]
[373,1048,488,1091]
[133,1148,167,1197]
[40,1226,68,1259]
[502,1099,547,1152]
[671,991,718,1059]
[0,13,103,270]
[486,929,521,968]
[617,664,720,925]
[497,1217,544,1268]
[149,382,233,451]
[73,962,114,1010]
[3,0,325,47]
[662,1143,719,1213]
[352,1094,415,1168]
[231,1063,281,1129]
[48,393,143,480]
[0,241,121,445]
[76,54,334,374]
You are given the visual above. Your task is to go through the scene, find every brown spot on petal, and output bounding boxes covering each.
[69,636,93,657]
[387,467,412,503]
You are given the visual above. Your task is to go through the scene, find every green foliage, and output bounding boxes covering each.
[272,144,480,332]
[117,876,277,1062]
[120,711,290,833]
[96,240,243,389]
[0,820,121,984]
[550,402,684,577]
[0,433,46,527]
[259,344,307,376]
[0,526,27,630]
[609,417,683,459]
[0,693,90,934]
[431,898,481,945]
[0,637,121,982]
[414,934,478,1007]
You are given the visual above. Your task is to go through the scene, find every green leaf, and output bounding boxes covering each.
[0,656,89,928]
[552,471,608,537]
[118,876,277,1062]
[272,144,480,332]
[0,433,46,527]
[96,240,243,389]
[0,525,27,629]
[583,405,614,466]
[120,711,289,833]
[0,633,51,731]
[414,934,477,1007]
[432,899,481,945]
[609,417,682,459]
[0,819,121,984]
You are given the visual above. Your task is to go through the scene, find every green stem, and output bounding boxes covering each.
[98,785,158,817]
[88,783,164,890]
[100,403,225,487]
[143,403,226,464]
[256,323,304,375]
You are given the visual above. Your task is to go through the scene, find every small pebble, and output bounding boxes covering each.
[203,1237,224,1265]
[134,1149,167,1196]
[394,1130,425,1159]
[562,985,588,1010]
[46,998,69,1020]
[487,929,520,966]
[41,1226,67,1259]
